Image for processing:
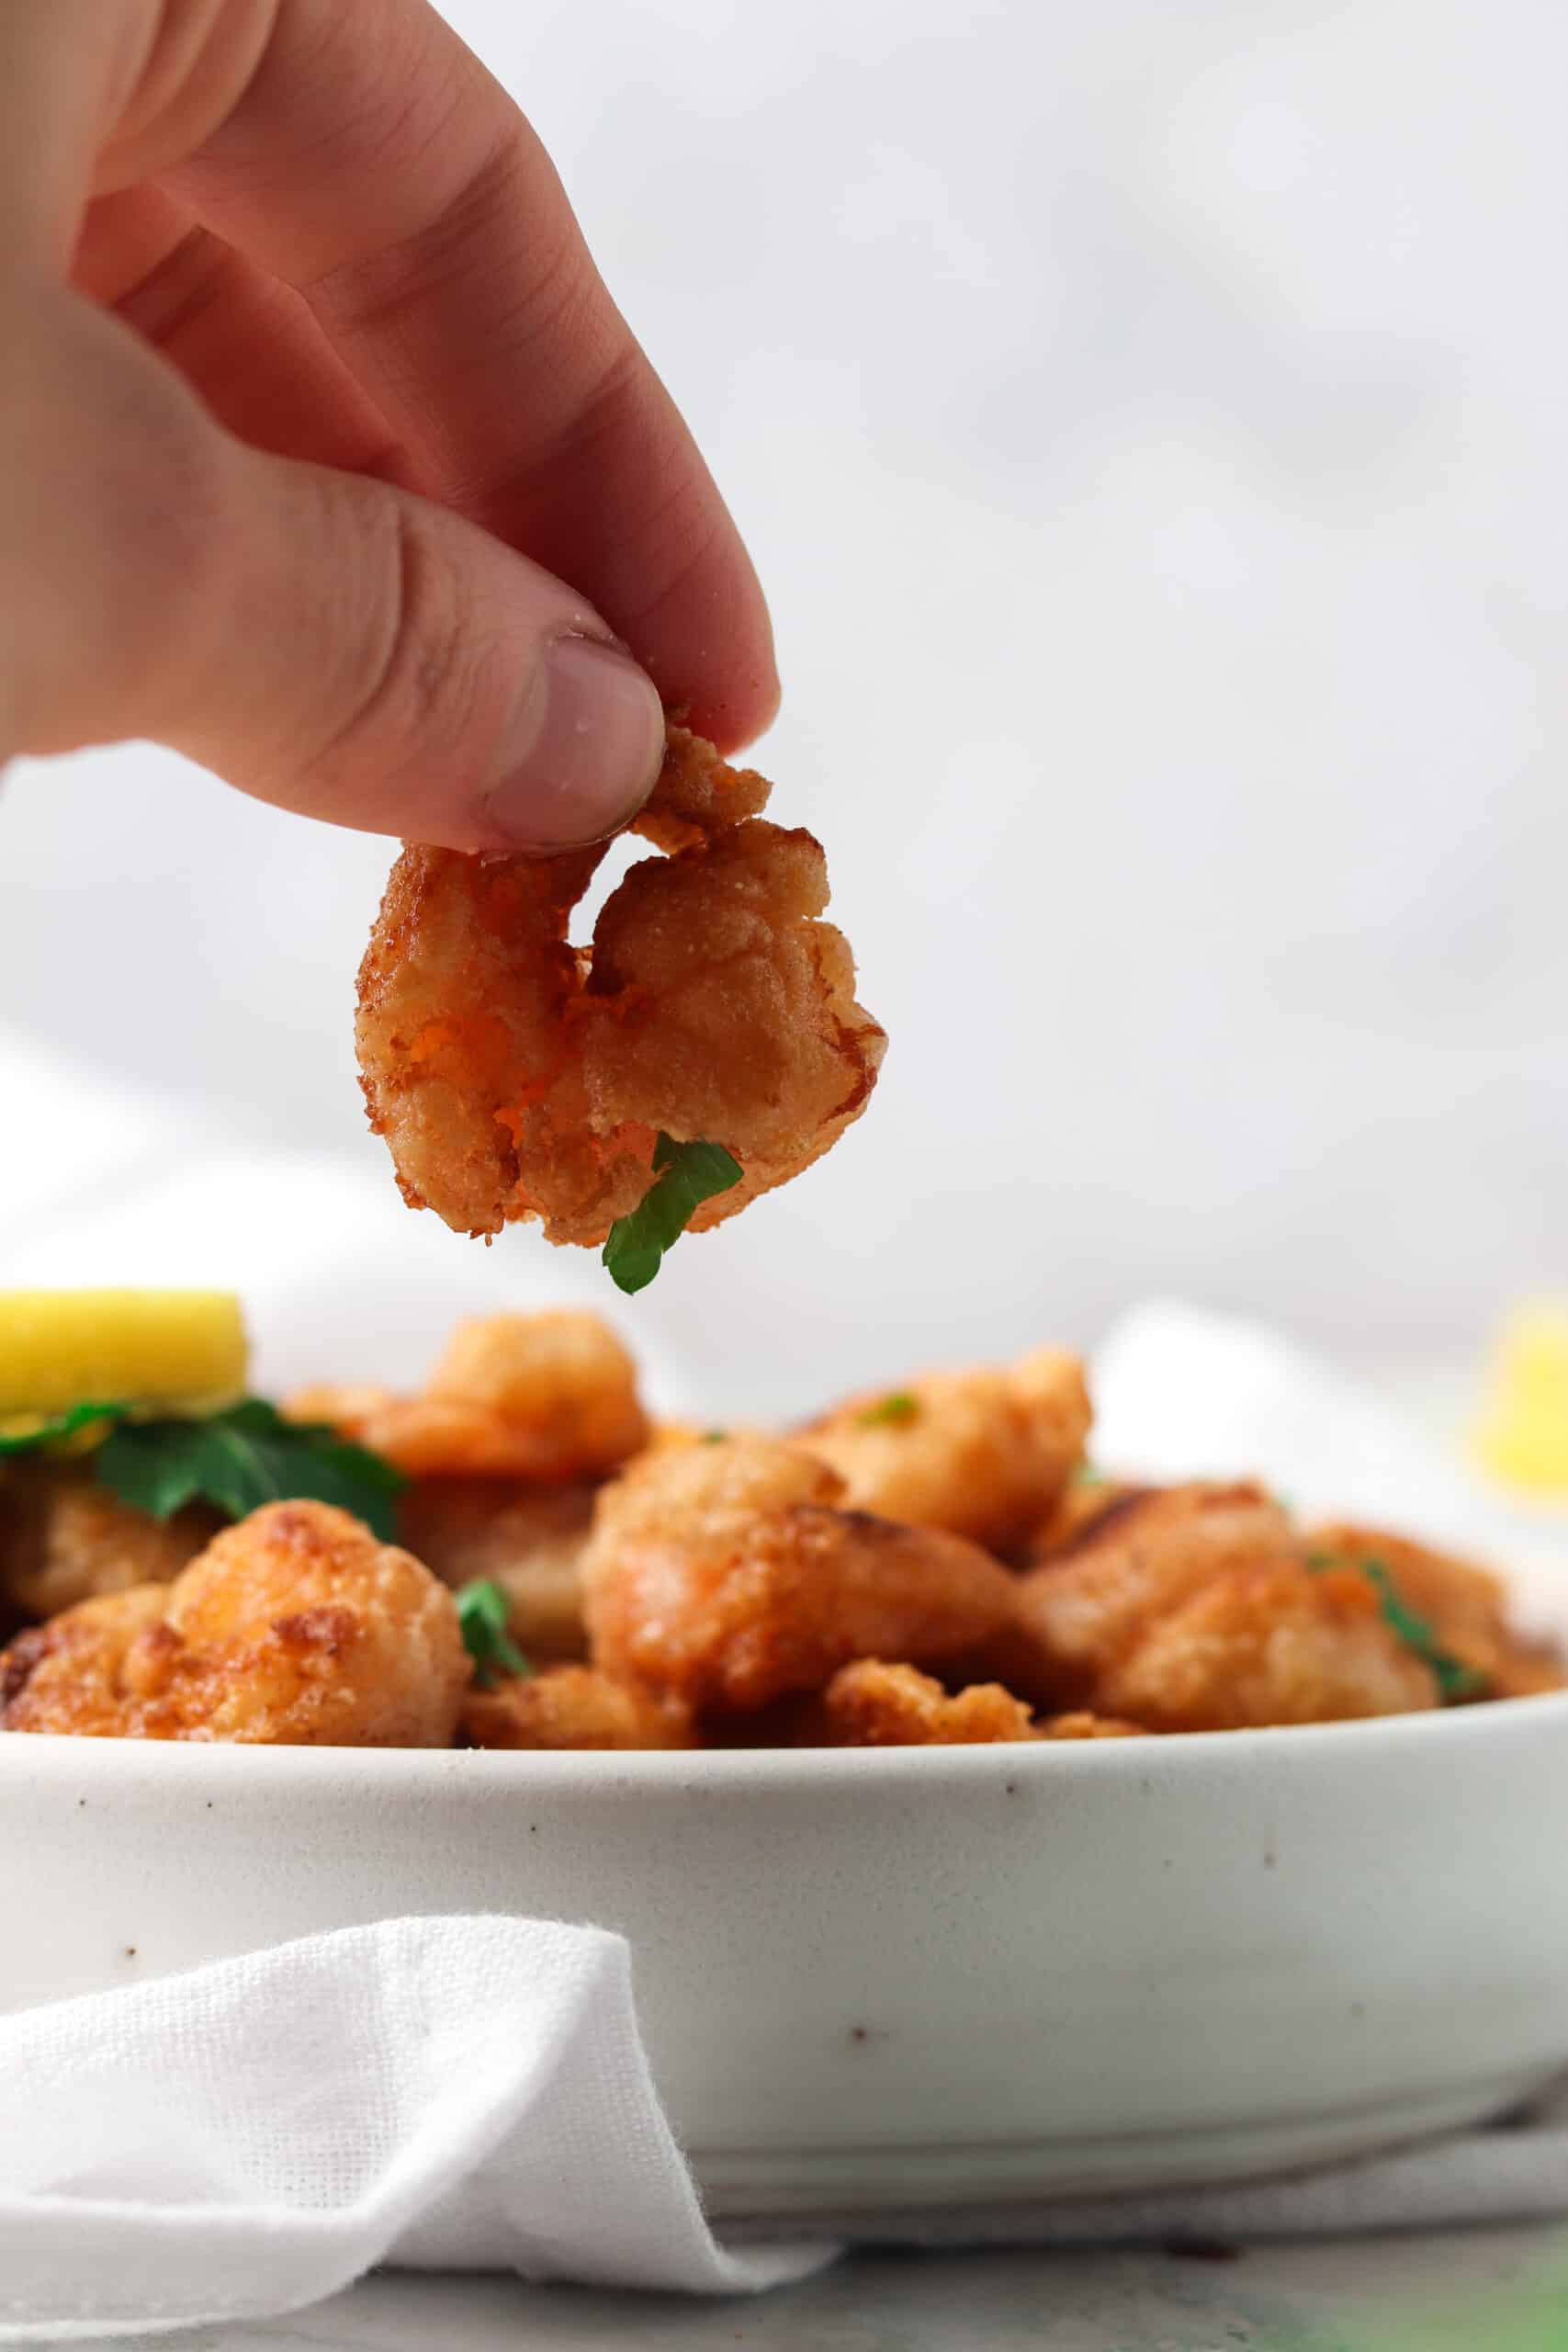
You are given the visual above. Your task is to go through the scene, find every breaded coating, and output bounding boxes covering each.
[1015,1482,1296,1704]
[581,1434,1020,1712]
[1308,1522,1566,1699]
[1,1585,173,1736]
[462,1666,692,1750]
[0,1457,219,1622]
[289,1309,648,1482]
[1100,1562,1438,1731]
[822,1659,1039,1744]
[795,1348,1092,1552]
[819,1661,1146,1746]
[1039,1710,1147,1740]
[355,728,886,1247]
[399,1476,594,1661]
[0,1501,468,1745]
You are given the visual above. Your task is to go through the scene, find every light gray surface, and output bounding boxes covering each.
[115,2229,1568,2350]
[5,0,1568,1403]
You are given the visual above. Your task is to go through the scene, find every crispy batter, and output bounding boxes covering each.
[581,1434,1020,1712]
[1100,1562,1438,1731]
[822,1659,1038,1744]
[355,728,886,1246]
[1307,1521,1566,1699]
[0,1500,468,1745]
[1039,1710,1147,1740]
[399,1476,594,1661]
[0,1458,220,1621]
[819,1661,1145,1745]
[795,1348,1091,1552]
[1014,1482,1296,1705]
[462,1666,692,1750]
[288,1310,647,1481]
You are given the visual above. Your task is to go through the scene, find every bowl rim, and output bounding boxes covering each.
[5,1684,1566,1793]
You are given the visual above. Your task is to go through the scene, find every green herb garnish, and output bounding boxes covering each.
[1307,1549,1486,1702]
[457,1578,532,1689]
[701,1429,728,1444]
[602,1135,743,1295]
[1072,1460,1108,1489]
[1359,1557,1486,1702]
[858,1391,919,1429]
[0,1400,130,1455]
[94,1397,405,1539]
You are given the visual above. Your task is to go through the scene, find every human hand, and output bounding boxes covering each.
[0,0,777,850]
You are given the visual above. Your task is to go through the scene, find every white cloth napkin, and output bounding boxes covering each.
[0,1916,832,2342]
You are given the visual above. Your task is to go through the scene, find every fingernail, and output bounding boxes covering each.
[487,634,665,848]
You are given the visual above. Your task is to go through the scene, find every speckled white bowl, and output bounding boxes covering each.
[5,1697,1568,2222]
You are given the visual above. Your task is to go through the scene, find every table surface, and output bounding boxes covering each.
[117,2224,1565,2351]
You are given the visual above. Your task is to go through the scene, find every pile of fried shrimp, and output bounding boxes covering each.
[1,1310,1560,1749]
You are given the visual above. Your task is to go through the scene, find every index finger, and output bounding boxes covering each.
[174,0,778,751]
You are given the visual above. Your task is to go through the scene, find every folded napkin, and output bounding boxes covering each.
[0,1916,833,2342]
[2,1294,1566,2339]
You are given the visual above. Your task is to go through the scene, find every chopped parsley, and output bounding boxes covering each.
[857,1391,919,1429]
[94,1397,405,1540]
[1071,1461,1109,1489]
[602,1135,743,1296]
[457,1578,532,1689]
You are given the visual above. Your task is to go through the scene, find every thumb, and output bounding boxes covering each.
[2,288,666,851]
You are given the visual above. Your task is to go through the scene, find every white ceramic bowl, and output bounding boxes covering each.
[5,1697,1568,2223]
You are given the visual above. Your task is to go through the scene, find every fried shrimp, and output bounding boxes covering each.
[820,1661,1145,1745]
[0,1457,220,1621]
[1013,1481,1297,1705]
[289,1310,648,1482]
[1099,1562,1438,1731]
[795,1348,1092,1553]
[0,1500,468,1745]
[581,1434,1020,1713]
[462,1666,692,1750]
[822,1659,1037,1744]
[1306,1522,1566,1700]
[399,1477,595,1660]
[355,728,886,1247]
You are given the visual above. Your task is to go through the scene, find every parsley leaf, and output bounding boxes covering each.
[857,1391,919,1429]
[94,1397,405,1539]
[457,1577,532,1688]
[1359,1557,1487,1702]
[602,1135,743,1295]
[0,1400,130,1456]
[1307,1549,1486,1702]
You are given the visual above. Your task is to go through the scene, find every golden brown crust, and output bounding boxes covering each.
[581,1435,1020,1713]
[398,1476,594,1662]
[1013,1481,1297,1705]
[0,1458,220,1622]
[821,1660,1039,1745]
[1100,1561,1438,1731]
[0,1501,468,1745]
[461,1666,693,1750]
[1305,1521,1565,1700]
[288,1310,648,1482]
[795,1348,1091,1553]
[355,728,885,1247]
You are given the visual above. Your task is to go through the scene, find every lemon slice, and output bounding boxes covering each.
[0,1290,248,1421]
[1472,1302,1568,1498]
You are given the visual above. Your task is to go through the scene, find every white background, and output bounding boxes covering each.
[4,0,1566,1411]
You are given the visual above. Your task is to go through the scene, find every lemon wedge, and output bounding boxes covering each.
[1473,1302,1568,1498]
[0,1290,248,1422]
